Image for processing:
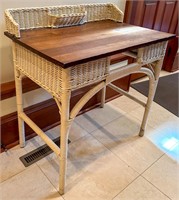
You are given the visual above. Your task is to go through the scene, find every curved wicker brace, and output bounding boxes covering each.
[54,97,62,114]
[70,81,105,119]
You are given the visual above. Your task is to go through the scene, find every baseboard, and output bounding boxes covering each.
[1,77,40,100]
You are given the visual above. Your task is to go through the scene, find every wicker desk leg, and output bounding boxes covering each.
[139,59,163,136]
[13,42,25,147]
[58,91,72,195]
[100,86,106,108]
[14,71,25,147]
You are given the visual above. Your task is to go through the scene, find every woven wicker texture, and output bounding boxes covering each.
[48,6,87,28]
[14,43,109,99]
[5,3,123,38]
[137,42,167,64]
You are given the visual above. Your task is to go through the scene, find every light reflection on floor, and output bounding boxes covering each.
[161,136,179,161]
[148,121,179,162]
[162,137,178,150]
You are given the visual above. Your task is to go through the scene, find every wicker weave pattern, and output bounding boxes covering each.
[70,58,109,89]
[83,3,123,22]
[5,10,20,37]
[5,3,123,38]
[14,43,109,99]
[48,5,84,16]
[48,12,87,28]
[48,5,87,28]
[15,43,63,99]
[138,41,167,64]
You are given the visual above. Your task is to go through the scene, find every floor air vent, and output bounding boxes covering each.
[20,137,70,167]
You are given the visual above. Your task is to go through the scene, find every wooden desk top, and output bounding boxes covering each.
[5,20,175,68]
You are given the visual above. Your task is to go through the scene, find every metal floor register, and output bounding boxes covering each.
[20,137,70,167]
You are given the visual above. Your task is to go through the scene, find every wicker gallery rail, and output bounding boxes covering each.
[4,3,175,195]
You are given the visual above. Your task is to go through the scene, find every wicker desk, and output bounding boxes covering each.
[4,4,174,194]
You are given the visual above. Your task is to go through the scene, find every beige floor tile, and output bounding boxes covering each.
[92,115,163,173]
[37,153,85,191]
[113,176,170,200]
[38,135,138,200]
[130,103,176,129]
[107,94,141,114]
[112,136,163,174]
[63,156,138,200]
[48,121,88,142]
[75,104,122,133]
[91,114,141,149]
[0,145,26,183]
[0,165,62,200]
[143,155,179,200]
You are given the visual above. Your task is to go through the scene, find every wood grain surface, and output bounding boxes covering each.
[5,20,175,68]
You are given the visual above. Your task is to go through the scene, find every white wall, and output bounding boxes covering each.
[0,0,126,116]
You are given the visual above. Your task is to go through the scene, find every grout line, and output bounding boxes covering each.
[111,174,141,200]
[140,153,165,175]
[37,161,62,197]
[0,168,27,184]
[141,153,172,200]
[0,162,38,184]
[141,177,172,200]
[112,173,172,200]
[141,175,172,200]
[111,153,172,200]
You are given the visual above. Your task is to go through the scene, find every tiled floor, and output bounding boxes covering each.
[0,72,179,200]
